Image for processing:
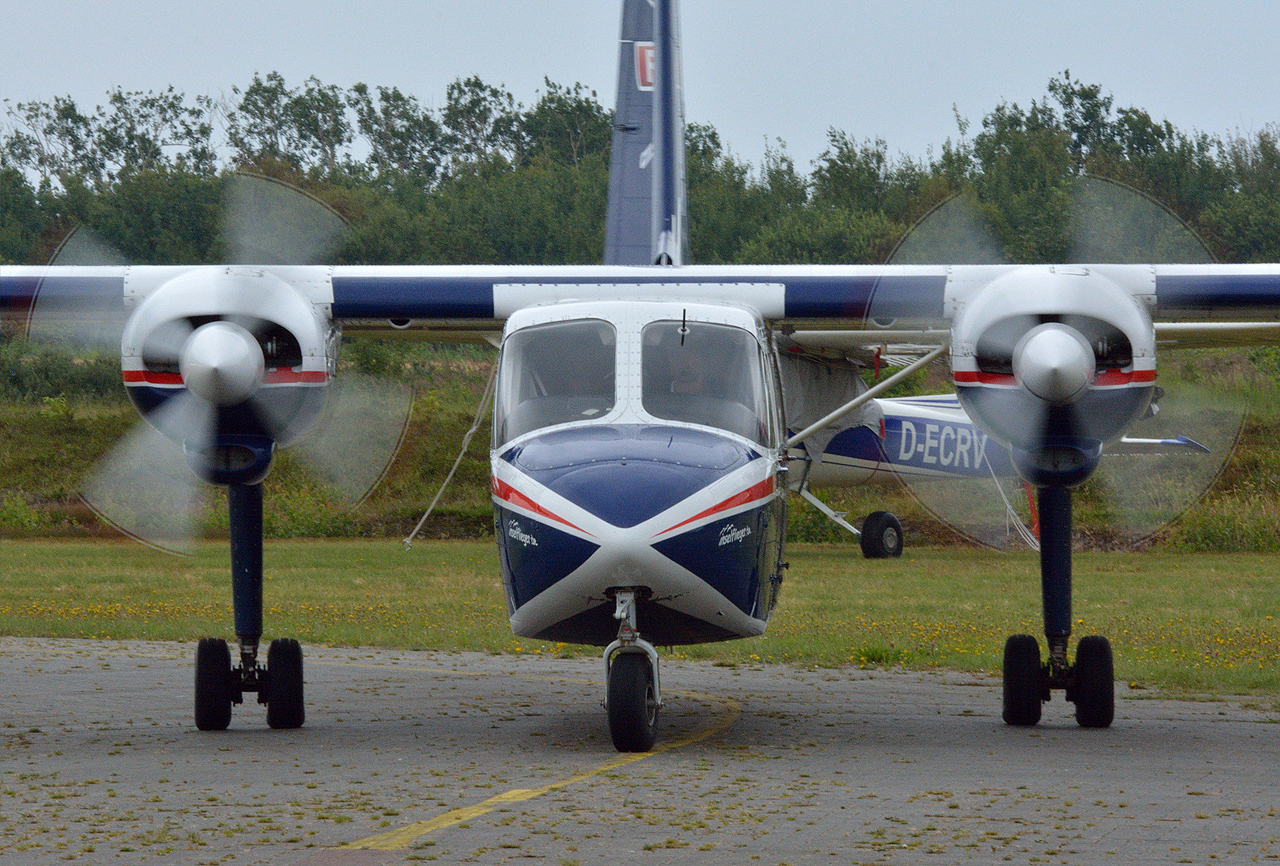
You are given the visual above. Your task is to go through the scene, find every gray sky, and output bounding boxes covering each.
[6,1,1280,172]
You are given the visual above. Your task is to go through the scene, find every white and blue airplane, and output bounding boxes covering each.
[4,0,1280,751]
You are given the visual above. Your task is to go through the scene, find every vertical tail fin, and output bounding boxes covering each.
[604,0,688,266]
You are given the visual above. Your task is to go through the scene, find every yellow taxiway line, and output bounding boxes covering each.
[339,685,740,851]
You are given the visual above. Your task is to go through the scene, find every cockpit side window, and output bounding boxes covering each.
[495,319,616,445]
[641,321,768,444]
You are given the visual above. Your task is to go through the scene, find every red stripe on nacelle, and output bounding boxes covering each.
[264,370,329,384]
[1094,368,1157,386]
[657,476,776,537]
[953,369,1157,387]
[122,369,329,386]
[122,370,182,385]
[952,371,1013,386]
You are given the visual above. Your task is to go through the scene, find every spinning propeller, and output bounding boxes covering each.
[883,176,1244,547]
[28,174,413,552]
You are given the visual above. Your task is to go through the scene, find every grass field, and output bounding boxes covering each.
[3,538,1279,705]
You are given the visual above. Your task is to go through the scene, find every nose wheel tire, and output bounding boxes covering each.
[1002,634,1044,726]
[860,511,904,559]
[607,652,659,752]
[194,637,233,731]
[1072,635,1114,728]
[265,638,305,730]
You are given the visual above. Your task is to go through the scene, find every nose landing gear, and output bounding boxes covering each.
[603,589,662,752]
[1002,485,1114,729]
[192,483,305,731]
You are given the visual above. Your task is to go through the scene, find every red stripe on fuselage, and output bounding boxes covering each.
[656,476,776,537]
[491,477,590,536]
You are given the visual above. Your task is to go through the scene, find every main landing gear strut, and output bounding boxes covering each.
[194,483,305,731]
[1003,485,1114,728]
[603,589,662,752]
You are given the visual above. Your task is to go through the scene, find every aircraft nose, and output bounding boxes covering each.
[501,425,760,528]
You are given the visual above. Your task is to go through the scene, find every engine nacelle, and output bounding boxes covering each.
[120,267,336,484]
[949,267,1156,486]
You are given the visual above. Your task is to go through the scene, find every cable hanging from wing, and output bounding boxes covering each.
[402,360,498,550]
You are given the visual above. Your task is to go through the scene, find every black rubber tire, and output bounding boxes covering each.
[265,638,305,730]
[607,652,658,752]
[1002,634,1043,726]
[194,637,233,731]
[860,511,904,559]
[1073,635,1115,728]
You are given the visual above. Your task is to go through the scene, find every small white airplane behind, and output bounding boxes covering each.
[4,0,1280,751]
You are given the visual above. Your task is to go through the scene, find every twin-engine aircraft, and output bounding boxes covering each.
[4,0,1280,751]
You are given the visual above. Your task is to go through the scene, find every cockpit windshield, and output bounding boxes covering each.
[642,321,768,444]
[495,319,616,445]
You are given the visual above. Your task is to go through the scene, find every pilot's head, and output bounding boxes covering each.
[667,340,706,395]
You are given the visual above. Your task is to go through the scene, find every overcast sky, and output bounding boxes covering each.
[5,1,1280,172]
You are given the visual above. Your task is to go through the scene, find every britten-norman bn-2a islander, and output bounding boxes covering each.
[4,0,1280,751]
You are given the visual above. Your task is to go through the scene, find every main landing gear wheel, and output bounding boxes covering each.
[194,637,234,731]
[265,638,305,730]
[860,511,904,559]
[1002,634,1044,726]
[1001,633,1116,728]
[1072,635,1114,728]
[607,652,659,752]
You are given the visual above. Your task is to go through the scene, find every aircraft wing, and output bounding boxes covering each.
[8,262,1280,341]
[1154,322,1280,349]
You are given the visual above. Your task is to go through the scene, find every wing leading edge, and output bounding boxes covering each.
[7,264,1280,342]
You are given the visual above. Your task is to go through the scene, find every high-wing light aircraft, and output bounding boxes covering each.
[5,0,1280,752]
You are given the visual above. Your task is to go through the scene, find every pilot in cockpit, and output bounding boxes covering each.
[666,337,707,395]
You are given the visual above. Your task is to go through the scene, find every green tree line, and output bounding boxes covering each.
[3,69,1280,269]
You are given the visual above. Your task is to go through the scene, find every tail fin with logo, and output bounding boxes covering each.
[604,0,688,265]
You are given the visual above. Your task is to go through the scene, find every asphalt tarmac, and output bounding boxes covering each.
[0,637,1277,865]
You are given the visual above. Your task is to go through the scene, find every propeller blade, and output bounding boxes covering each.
[139,317,195,370]
[886,191,1006,266]
[1082,355,1246,545]
[257,373,414,505]
[1066,176,1213,266]
[25,227,129,353]
[219,173,348,265]
[80,392,214,555]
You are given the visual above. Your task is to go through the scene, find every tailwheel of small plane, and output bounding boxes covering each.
[860,511,904,559]
[265,638,305,730]
[607,652,659,752]
[194,637,233,731]
[1071,635,1115,729]
[1002,634,1044,726]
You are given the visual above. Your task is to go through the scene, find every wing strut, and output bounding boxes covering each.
[797,486,862,537]
[785,344,948,449]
